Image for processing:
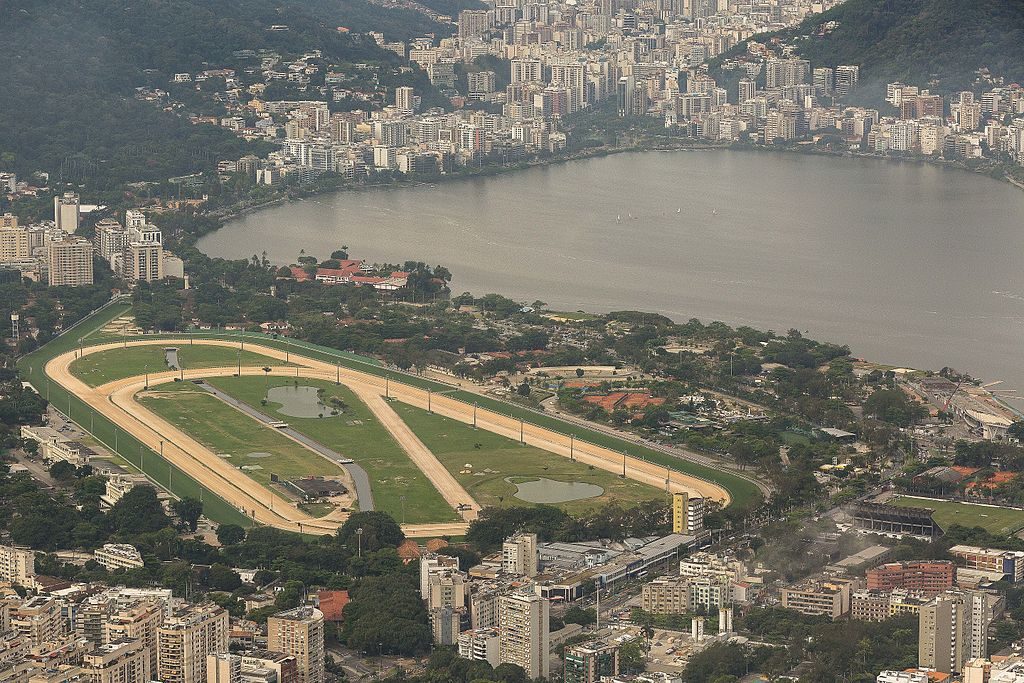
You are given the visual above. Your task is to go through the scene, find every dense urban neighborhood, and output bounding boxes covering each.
[2,0,1024,682]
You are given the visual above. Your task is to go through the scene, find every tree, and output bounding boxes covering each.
[863,388,927,426]
[48,460,76,481]
[108,486,170,534]
[216,524,246,546]
[563,605,597,626]
[171,497,203,532]
[337,512,404,553]
[1010,421,1024,441]
[517,382,531,397]
[619,640,646,674]
[275,580,306,609]
[207,563,242,591]
[576,368,585,378]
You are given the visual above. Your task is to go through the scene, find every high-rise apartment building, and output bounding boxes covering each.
[457,9,493,41]
[124,241,164,282]
[83,639,151,683]
[641,578,691,614]
[502,533,538,577]
[563,641,619,683]
[395,86,415,114]
[497,593,549,678]
[94,219,128,265]
[106,602,164,673]
[207,652,241,683]
[427,570,466,610]
[48,236,94,286]
[813,67,834,97]
[54,192,81,233]
[0,546,35,584]
[207,651,299,683]
[457,628,500,668]
[919,591,993,675]
[835,65,860,97]
[672,492,704,535]
[420,553,460,597]
[11,597,65,647]
[511,59,542,84]
[266,607,324,683]
[765,58,810,88]
[157,604,229,683]
[0,226,29,263]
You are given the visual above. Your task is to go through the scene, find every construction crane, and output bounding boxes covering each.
[943,376,967,412]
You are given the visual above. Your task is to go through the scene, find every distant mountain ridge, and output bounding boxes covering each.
[769,0,1024,96]
[0,0,464,186]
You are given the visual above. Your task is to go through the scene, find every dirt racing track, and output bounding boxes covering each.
[46,339,731,537]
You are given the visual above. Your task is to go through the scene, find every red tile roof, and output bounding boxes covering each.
[317,590,350,622]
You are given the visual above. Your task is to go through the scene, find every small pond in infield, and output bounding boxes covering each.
[266,385,327,418]
[506,477,604,503]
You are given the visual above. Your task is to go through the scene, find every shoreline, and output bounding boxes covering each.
[210,139,1023,225]
[191,144,1024,404]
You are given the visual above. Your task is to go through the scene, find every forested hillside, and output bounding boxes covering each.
[780,0,1024,95]
[0,0,457,186]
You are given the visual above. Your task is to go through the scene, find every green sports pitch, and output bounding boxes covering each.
[891,496,1024,536]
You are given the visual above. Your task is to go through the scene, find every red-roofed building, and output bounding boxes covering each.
[317,590,350,623]
[967,470,1018,494]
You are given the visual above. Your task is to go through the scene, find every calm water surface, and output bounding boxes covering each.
[199,151,1024,401]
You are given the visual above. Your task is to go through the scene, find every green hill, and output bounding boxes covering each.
[0,0,459,188]
[778,0,1024,96]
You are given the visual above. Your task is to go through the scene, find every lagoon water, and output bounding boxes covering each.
[199,150,1024,399]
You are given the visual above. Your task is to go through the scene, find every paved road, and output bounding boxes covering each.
[194,381,375,511]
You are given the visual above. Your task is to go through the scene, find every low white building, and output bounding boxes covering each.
[95,544,145,571]
[20,425,89,465]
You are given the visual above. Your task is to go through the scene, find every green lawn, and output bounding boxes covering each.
[17,302,252,527]
[138,382,346,495]
[24,303,761,532]
[891,496,1024,536]
[70,345,286,386]
[94,326,759,507]
[391,403,668,514]
[205,376,459,524]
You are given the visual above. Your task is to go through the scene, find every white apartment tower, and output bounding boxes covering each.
[502,533,538,577]
[395,86,415,114]
[497,592,549,678]
[511,59,542,84]
[54,192,81,233]
[0,546,35,584]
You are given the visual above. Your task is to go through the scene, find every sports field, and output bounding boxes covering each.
[205,376,459,524]
[891,496,1024,536]
[70,345,285,386]
[138,382,346,494]
[392,403,667,514]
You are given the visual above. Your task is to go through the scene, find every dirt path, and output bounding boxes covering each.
[46,338,731,536]
[353,388,480,520]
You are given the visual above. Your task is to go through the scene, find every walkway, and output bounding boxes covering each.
[194,381,375,512]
